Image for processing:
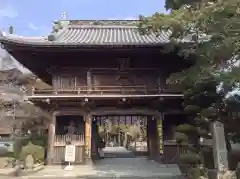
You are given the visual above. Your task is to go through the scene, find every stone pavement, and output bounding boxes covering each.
[94,157,182,177]
[103,146,135,158]
[2,147,182,179]
[15,158,182,179]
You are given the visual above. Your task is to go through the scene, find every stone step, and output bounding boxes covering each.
[103,152,135,158]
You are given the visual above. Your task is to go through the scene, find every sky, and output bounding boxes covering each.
[0,0,165,36]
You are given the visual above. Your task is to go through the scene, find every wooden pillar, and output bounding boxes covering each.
[152,117,158,158]
[147,115,163,160]
[85,113,92,163]
[47,113,56,165]
[157,114,163,155]
[146,117,150,156]
[156,114,163,159]
[147,116,155,159]
[91,119,99,159]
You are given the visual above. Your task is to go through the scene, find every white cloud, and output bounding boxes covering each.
[28,23,40,31]
[123,17,138,20]
[27,22,51,35]
[108,17,138,20]
[0,4,18,18]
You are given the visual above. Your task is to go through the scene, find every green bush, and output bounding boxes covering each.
[31,135,48,148]
[13,138,30,158]
[175,132,188,143]
[197,129,209,138]
[200,107,217,119]
[187,167,201,179]
[187,145,199,153]
[183,89,194,98]
[176,124,197,134]
[201,146,214,169]
[184,105,201,114]
[179,152,201,165]
[4,152,15,158]
[0,147,8,157]
[19,141,44,164]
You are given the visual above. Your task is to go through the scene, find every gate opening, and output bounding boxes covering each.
[92,115,148,158]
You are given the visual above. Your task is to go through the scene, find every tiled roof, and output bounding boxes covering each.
[52,25,172,45]
[0,20,191,47]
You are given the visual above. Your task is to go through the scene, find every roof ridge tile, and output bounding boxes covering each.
[68,25,138,29]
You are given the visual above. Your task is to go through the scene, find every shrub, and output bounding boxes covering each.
[187,167,202,179]
[175,132,188,143]
[201,146,214,169]
[184,105,201,114]
[187,145,199,153]
[19,141,44,164]
[176,124,197,134]
[13,138,30,158]
[31,135,48,148]
[197,129,209,138]
[0,147,8,157]
[179,152,201,165]
[200,107,217,119]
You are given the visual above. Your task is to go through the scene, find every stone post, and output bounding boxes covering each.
[211,121,228,171]
[47,112,56,165]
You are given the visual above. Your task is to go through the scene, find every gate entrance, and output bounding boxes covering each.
[92,115,148,157]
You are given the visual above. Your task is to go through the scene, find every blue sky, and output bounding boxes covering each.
[0,0,165,36]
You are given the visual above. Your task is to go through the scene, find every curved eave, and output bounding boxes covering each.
[0,36,193,49]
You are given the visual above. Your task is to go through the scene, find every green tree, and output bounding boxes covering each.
[139,0,240,175]
[139,0,240,90]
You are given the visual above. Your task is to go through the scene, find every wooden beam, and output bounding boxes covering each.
[91,107,160,116]
[27,94,183,99]
[54,109,87,116]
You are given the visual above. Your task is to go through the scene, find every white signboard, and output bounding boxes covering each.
[65,145,76,162]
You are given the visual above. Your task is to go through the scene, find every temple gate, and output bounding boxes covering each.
[0,19,192,165]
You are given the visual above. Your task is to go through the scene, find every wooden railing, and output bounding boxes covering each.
[54,134,85,146]
[53,134,85,164]
[31,84,182,95]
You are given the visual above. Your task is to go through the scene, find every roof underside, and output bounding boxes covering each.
[0,20,192,47]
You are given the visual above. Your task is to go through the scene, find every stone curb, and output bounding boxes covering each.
[0,165,45,178]
[17,174,184,179]
[0,168,18,177]
[20,164,45,176]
